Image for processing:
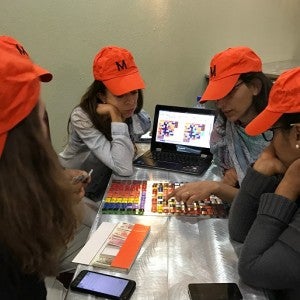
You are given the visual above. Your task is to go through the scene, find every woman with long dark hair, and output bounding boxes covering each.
[167,46,273,204]
[229,67,300,299]
[0,36,79,299]
[59,46,151,201]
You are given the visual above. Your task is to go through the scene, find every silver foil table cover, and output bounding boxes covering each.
[66,160,268,299]
[67,216,267,299]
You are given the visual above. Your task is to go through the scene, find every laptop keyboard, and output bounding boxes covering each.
[133,150,211,175]
[149,151,209,174]
[151,151,205,164]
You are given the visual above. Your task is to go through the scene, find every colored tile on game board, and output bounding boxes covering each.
[102,180,228,218]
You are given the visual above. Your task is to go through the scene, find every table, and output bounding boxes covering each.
[66,146,268,299]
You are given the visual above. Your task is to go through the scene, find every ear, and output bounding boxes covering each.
[292,123,300,149]
[295,124,300,138]
[248,78,262,96]
[293,123,300,134]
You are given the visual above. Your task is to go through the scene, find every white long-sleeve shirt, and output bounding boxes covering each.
[59,107,151,200]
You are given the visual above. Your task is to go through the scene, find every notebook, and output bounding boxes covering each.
[133,104,216,175]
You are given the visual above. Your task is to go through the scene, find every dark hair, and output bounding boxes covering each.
[276,113,300,128]
[70,80,144,141]
[0,105,79,277]
[239,72,273,114]
[217,71,273,125]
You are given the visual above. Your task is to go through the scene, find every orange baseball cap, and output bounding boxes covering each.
[93,46,145,96]
[0,35,52,157]
[201,46,262,101]
[245,67,300,136]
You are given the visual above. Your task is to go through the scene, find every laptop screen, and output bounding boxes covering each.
[151,105,216,154]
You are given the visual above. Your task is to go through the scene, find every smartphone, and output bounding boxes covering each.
[70,270,136,300]
[188,283,243,300]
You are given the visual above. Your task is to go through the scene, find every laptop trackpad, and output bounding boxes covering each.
[155,161,181,169]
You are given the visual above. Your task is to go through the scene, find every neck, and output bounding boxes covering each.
[238,107,257,127]
[236,120,249,127]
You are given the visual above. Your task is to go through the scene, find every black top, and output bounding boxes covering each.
[0,242,46,300]
[229,167,300,299]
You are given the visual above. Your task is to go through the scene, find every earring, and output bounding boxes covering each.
[296,133,300,149]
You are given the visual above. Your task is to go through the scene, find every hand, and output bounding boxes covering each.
[253,143,286,176]
[64,169,90,200]
[275,158,300,201]
[96,103,122,122]
[166,181,219,205]
[222,168,238,187]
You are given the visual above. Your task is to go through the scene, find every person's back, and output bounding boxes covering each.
[0,241,47,299]
[0,36,79,299]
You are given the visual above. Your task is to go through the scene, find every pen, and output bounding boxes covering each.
[72,169,93,184]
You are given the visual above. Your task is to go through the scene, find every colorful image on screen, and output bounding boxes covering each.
[78,272,128,297]
[155,110,214,148]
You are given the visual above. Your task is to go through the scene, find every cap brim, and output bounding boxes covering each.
[245,110,282,136]
[201,74,240,101]
[103,71,145,96]
[33,64,53,82]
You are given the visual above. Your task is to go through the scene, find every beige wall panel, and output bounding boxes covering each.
[1,0,299,151]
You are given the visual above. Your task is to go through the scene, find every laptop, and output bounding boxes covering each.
[133,104,216,175]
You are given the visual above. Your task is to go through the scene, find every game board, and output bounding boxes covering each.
[102,180,229,218]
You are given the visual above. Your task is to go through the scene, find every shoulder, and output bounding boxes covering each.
[71,107,93,128]
[137,109,151,118]
[71,106,89,119]
[133,110,151,122]
[131,110,151,132]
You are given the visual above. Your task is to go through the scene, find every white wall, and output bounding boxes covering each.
[1,0,299,151]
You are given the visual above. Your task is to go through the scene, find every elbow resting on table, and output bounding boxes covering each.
[113,166,134,177]
[238,261,262,288]
[228,221,247,244]
[228,230,246,244]
[238,259,278,290]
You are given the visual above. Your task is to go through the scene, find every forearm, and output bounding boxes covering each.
[70,108,134,175]
[228,167,281,242]
[109,125,135,175]
[212,181,239,203]
[75,122,134,175]
[99,123,134,175]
